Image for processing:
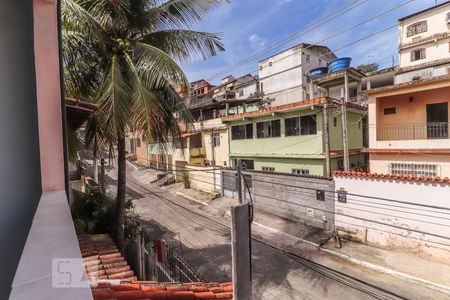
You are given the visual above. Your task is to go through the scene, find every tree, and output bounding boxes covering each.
[62,0,225,250]
[249,91,275,110]
[356,63,379,73]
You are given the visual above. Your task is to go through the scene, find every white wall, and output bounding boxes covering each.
[398,3,450,69]
[334,175,450,263]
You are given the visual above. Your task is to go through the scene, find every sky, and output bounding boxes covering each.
[180,0,446,85]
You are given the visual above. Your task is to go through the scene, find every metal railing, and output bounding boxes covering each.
[376,122,449,141]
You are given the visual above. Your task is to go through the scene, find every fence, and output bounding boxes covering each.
[334,173,450,263]
[222,169,335,231]
[376,122,449,141]
[126,221,202,283]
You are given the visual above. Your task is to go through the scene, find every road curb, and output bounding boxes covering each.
[175,191,209,207]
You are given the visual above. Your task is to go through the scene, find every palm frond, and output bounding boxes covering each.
[140,29,224,62]
[133,42,188,90]
[145,0,228,30]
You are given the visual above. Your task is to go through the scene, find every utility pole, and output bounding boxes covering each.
[237,160,243,204]
[231,204,252,300]
[341,73,350,171]
[323,103,331,177]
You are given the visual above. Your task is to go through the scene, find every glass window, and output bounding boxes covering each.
[384,107,396,115]
[231,124,253,140]
[256,120,281,138]
[212,133,220,147]
[285,115,317,136]
[292,168,309,175]
[189,133,202,148]
[262,166,275,172]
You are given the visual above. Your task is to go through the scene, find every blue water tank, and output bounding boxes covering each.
[329,57,352,73]
[309,67,328,79]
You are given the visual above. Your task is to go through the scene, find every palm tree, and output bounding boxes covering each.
[62,0,225,250]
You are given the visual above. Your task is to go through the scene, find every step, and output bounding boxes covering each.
[86,269,106,277]
[99,252,121,260]
[98,248,119,256]
[105,266,130,275]
[85,264,104,272]
[101,256,125,265]
[84,259,101,267]
[83,255,99,263]
[103,261,128,269]
[108,270,134,279]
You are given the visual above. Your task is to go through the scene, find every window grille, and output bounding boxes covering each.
[390,163,439,177]
[262,166,275,172]
[292,168,309,175]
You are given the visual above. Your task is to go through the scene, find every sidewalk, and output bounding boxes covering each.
[129,166,450,297]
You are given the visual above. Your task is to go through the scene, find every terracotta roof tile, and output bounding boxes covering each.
[90,281,234,300]
[333,171,450,185]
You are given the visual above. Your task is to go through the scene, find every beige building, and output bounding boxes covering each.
[366,75,450,177]
[395,1,450,84]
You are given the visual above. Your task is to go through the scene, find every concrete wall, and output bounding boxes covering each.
[398,3,450,68]
[223,170,335,230]
[369,153,450,177]
[334,175,450,263]
[186,165,219,193]
[0,1,42,296]
[202,128,229,167]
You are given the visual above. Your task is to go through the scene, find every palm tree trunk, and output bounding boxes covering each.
[115,134,126,252]
[93,140,99,183]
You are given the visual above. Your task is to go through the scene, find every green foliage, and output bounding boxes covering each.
[182,168,190,188]
[356,63,379,73]
[71,188,135,235]
[67,126,79,163]
[249,91,275,110]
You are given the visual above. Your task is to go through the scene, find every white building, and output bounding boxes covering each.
[258,43,336,106]
[395,1,450,84]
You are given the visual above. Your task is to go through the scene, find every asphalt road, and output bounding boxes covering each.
[97,164,446,300]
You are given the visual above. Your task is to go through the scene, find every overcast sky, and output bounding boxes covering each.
[180,0,445,84]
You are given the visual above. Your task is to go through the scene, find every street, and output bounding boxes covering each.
[98,164,448,300]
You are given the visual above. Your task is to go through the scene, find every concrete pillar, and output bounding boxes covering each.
[231,204,252,300]
[357,81,362,104]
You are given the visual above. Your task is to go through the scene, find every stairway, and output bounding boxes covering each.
[78,234,137,281]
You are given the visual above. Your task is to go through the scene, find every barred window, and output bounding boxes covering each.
[407,21,427,37]
[390,163,438,177]
[292,168,310,175]
[262,166,275,172]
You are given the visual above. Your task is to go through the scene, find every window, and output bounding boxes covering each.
[333,117,337,127]
[262,166,275,172]
[269,61,273,67]
[390,163,438,177]
[231,123,253,140]
[189,133,202,148]
[234,159,254,170]
[239,89,244,97]
[256,120,281,138]
[411,48,425,61]
[292,169,309,175]
[212,133,220,147]
[384,107,396,115]
[136,138,141,148]
[259,65,263,71]
[305,54,311,63]
[285,114,317,136]
[407,21,427,37]
[260,82,264,92]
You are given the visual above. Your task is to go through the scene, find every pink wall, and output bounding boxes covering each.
[34,0,65,192]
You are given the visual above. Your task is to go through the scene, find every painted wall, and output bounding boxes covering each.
[334,175,450,263]
[230,157,326,176]
[398,3,450,68]
[0,2,42,296]
[186,165,218,193]
[369,85,450,150]
[202,129,229,167]
[329,111,364,151]
[222,170,336,229]
[229,110,325,158]
[369,153,450,177]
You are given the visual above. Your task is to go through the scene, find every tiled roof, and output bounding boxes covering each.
[221,97,366,121]
[333,171,450,185]
[78,234,137,281]
[91,280,233,300]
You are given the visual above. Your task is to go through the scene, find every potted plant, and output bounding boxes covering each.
[182,168,190,189]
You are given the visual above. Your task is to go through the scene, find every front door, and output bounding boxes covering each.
[426,102,448,139]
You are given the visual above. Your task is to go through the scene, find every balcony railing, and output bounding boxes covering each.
[376,122,449,141]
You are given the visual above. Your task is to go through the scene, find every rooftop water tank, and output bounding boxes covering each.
[309,67,328,79]
[328,57,352,73]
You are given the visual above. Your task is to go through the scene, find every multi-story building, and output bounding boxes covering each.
[395,1,450,84]
[222,97,367,176]
[188,79,216,108]
[366,75,450,177]
[258,43,336,106]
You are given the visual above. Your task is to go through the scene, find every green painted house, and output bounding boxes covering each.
[222,97,367,176]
